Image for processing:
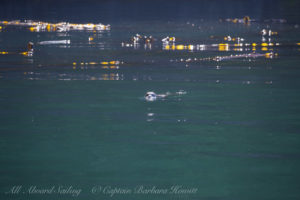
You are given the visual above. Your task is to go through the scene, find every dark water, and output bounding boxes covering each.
[1,1,300,200]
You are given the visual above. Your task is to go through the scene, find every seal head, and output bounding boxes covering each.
[145,91,157,101]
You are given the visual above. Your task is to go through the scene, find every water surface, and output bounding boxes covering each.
[1,1,300,200]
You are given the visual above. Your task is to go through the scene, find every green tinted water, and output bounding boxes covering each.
[1,18,300,200]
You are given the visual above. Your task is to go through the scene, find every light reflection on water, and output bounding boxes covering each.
[0,19,299,84]
[0,1,300,199]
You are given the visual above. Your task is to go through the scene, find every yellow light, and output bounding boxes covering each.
[243,16,250,23]
[218,43,229,51]
[46,24,51,31]
[188,45,194,50]
[29,27,36,32]
[265,53,272,58]
[176,45,185,50]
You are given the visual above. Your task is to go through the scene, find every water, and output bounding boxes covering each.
[1,1,300,200]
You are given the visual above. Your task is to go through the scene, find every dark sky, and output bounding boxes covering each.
[0,0,299,23]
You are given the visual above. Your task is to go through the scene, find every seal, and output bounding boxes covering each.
[144,91,157,101]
